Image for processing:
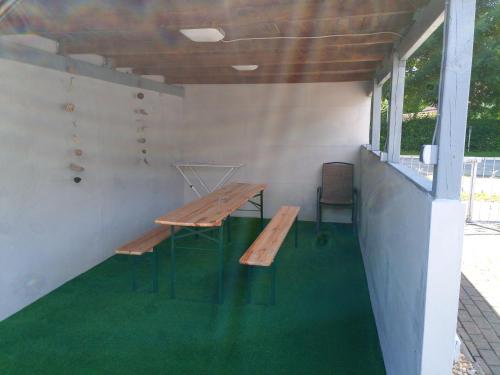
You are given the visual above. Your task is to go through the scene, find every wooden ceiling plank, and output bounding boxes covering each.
[60,33,399,56]
[132,61,379,76]
[162,71,375,84]
[2,0,416,35]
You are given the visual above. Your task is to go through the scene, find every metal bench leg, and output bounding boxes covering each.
[170,225,176,299]
[294,216,299,248]
[152,247,159,293]
[270,263,276,306]
[246,266,252,304]
[260,191,264,230]
[131,255,139,291]
[217,224,225,304]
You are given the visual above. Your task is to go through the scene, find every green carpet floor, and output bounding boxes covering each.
[0,218,385,375]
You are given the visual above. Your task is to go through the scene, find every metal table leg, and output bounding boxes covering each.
[170,225,176,299]
[152,247,159,293]
[217,223,225,304]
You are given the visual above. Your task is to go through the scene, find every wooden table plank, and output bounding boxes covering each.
[240,206,300,266]
[155,182,266,227]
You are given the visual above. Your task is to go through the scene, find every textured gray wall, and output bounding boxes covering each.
[0,59,184,320]
[181,82,371,222]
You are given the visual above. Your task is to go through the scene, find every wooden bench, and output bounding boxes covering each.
[239,205,300,304]
[115,226,179,292]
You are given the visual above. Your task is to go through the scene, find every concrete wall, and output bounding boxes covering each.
[181,83,371,221]
[358,147,464,375]
[0,59,184,321]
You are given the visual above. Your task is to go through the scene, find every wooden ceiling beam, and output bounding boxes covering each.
[60,33,399,56]
[110,45,389,68]
[162,72,375,84]
[133,61,379,76]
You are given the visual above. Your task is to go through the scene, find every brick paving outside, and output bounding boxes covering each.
[458,224,500,375]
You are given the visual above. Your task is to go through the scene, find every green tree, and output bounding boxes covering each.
[402,0,500,119]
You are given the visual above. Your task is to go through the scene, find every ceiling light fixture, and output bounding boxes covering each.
[232,65,259,71]
[179,28,225,42]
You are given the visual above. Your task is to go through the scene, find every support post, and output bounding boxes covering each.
[386,52,406,163]
[371,80,382,151]
[432,0,476,199]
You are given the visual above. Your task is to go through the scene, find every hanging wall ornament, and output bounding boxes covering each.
[69,163,85,173]
[64,103,75,112]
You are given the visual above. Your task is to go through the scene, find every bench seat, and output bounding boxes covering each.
[240,205,300,267]
[239,205,300,305]
[115,225,179,292]
[115,226,174,256]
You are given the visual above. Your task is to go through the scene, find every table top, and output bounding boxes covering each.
[155,182,266,227]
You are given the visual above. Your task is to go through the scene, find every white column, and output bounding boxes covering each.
[387,52,406,162]
[371,80,382,151]
[432,0,477,199]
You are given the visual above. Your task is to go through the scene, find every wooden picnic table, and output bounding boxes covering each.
[155,182,266,227]
[155,182,267,303]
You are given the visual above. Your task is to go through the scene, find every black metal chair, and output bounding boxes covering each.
[316,162,357,232]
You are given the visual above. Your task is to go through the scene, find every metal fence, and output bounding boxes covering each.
[400,156,500,223]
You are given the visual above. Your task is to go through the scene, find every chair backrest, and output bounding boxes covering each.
[321,162,354,204]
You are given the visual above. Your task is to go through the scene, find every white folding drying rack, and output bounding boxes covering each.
[173,161,244,198]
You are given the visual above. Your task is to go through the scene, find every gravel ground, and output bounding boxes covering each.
[453,354,478,375]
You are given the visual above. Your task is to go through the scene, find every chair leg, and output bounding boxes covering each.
[316,203,322,233]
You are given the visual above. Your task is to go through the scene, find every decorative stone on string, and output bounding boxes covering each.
[69,163,84,173]
[134,108,148,115]
[64,103,75,112]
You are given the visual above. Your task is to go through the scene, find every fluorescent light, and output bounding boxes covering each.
[232,65,259,71]
[179,28,225,42]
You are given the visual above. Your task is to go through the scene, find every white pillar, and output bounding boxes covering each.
[371,80,382,151]
[432,0,477,199]
[387,52,406,163]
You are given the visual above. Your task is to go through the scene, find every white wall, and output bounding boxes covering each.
[359,148,464,375]
[0,59,184,321]
[181,83,371,221]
